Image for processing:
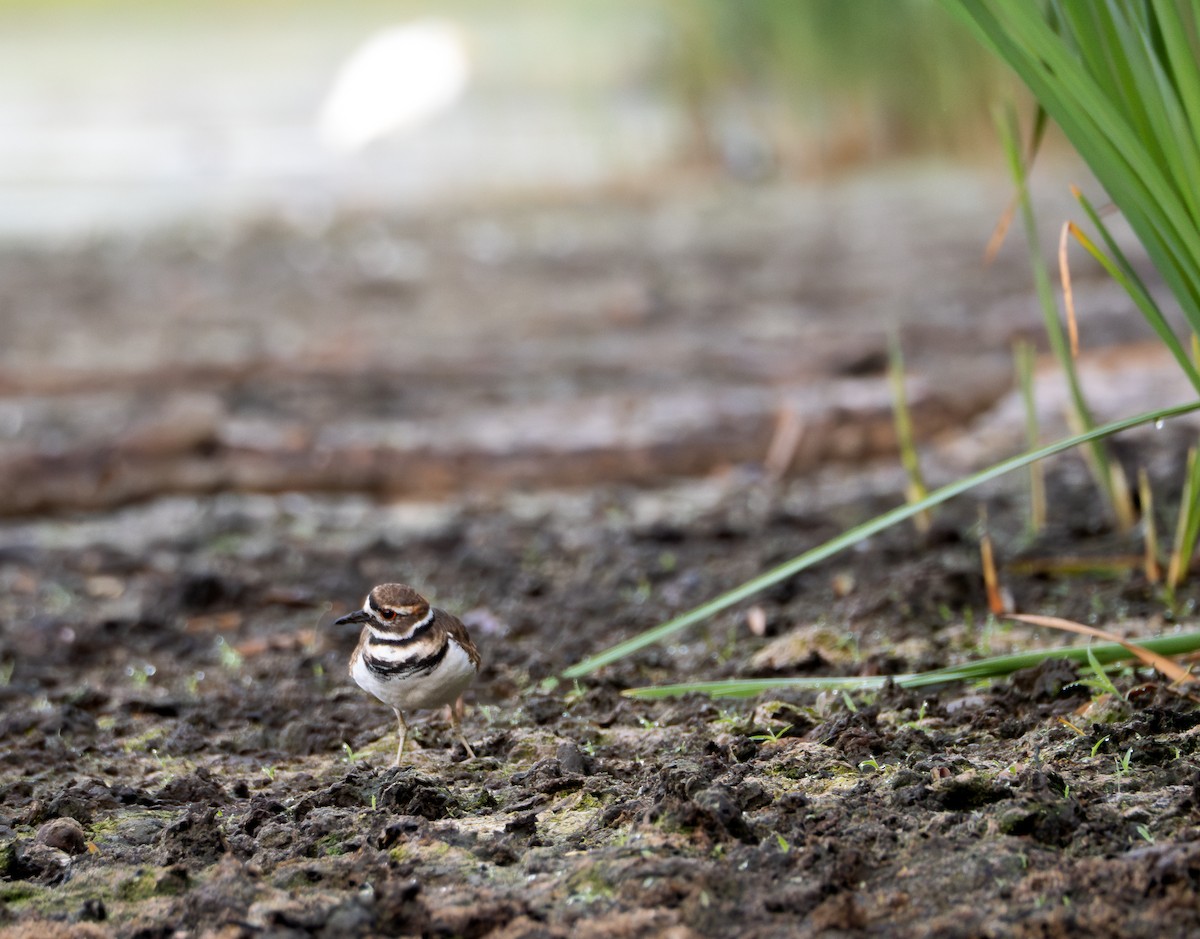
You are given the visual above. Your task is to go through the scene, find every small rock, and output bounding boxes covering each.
[13,840,71,883]
[556,741,590,776]
[116,815,167,846]
[157,766,228,805]
[35,817,87,855]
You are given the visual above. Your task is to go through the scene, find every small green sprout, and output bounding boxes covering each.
[749,724,792,743]
[185,670,205,696]
[564,680,586,706]
[1114,748,1133,796]
[216,637,244,671]
[775,833,790,853]
[1068,647,1125,700]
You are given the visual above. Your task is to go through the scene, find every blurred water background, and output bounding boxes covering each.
[0,0,1023,243]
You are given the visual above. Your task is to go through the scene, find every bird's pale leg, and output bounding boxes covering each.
[449,696,475,758]
[393,708,408,767]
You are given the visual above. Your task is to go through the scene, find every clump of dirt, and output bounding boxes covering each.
[2,453,1200,938]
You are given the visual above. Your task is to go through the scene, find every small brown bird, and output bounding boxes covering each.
[335,584,480,765]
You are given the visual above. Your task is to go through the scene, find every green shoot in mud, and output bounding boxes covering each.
[889,336,931,533]
[898,700,930,730]
[748,723,792,743]
[216,637,243,672]
[1114,747,1134,797]
[1068,647,1126,701]
[1117,748,1133,775]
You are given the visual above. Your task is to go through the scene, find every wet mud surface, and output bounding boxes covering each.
[3,458,1200,938]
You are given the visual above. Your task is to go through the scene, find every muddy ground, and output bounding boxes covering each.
[4,461,1200,939]
[3,176,1200,938]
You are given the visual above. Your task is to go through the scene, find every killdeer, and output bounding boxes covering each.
[334,583,480,765]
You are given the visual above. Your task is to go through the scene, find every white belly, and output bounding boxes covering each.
[351,638,476,713]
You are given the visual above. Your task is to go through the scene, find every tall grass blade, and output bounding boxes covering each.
[1070,191,1200,395]
[1014,338,1046,533]
[996,104,1121,523]
[622,630,1200,699]
[888,337,931,533]
[1139,467,1161,584]
[1168,445,1200,596]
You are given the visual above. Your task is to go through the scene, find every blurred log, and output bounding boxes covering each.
[0,362,1010,516]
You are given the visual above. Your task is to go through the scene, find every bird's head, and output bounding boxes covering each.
[334,583,432,636]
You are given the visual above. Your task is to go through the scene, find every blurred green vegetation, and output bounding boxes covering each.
[658,0,1022,168]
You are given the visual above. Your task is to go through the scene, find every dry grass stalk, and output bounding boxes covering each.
[1010,612,1192,685]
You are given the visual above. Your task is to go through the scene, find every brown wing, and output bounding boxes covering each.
[437,609,482,671]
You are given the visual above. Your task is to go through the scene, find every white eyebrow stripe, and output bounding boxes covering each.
[410,607,434,631]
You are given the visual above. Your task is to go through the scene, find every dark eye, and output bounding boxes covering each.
[380,609,395,621]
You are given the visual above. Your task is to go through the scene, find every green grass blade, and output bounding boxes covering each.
[1067,203,1200,396]
[562,399,1200,678]
[1014,338,1046,533]
[622,630,1200,699]
[941,0,1200,338]
[888,336,931,528]
[1156,3,1200,146]
[1169,445,1200,594]
[997,104,1117,514]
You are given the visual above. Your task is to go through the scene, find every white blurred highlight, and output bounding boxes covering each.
[317,19,470,153]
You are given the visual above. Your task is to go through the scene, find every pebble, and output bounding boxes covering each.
[35,816,87,855]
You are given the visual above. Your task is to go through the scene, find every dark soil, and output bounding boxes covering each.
[2,460,1200,939]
